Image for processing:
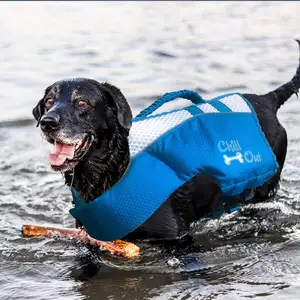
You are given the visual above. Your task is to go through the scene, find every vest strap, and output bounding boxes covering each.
[209,100,232,113]
[185,105,204,116]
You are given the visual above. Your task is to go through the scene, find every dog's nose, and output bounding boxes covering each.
[40,114,60,131]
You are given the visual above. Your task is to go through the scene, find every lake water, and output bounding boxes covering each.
[1,2,300,299]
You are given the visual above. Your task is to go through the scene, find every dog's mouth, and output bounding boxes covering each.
[48,135,94,172]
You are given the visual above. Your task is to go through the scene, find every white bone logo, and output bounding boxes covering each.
[223,152,244,165]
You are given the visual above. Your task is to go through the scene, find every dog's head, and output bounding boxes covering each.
[33,78,132,172]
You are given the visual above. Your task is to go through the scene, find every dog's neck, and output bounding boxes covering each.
[64,130,130,202]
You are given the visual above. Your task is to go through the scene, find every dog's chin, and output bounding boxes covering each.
[51,160,79,173]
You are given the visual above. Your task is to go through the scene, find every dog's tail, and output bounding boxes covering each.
[265,40,300,111]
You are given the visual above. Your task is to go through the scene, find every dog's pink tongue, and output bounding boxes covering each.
[49,142,75,166]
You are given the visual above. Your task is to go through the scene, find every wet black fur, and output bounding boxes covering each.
[33,41,300,241]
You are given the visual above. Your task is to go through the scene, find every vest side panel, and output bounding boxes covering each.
[70,152,182,241]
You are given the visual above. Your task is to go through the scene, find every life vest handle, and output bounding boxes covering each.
[136,90,205,118]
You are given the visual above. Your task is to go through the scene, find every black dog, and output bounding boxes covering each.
[33,42,300,241]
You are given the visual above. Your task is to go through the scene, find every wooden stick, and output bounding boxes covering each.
[22,224,140,259]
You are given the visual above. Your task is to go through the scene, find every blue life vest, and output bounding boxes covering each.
[70,90,279,241]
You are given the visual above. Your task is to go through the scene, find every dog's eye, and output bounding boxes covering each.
[45,98,54,108]
[78,100,89,108]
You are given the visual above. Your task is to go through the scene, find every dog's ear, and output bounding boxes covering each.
[102,83,132,132]
[32,99,45,127]
[33,86,51,126]
[115,96,132,132]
